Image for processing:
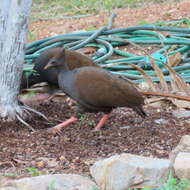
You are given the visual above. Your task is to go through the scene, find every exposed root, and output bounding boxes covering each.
[15,103,48,131]
[0,101,48,130]
[16,113,34,131]
[21,104,48,121]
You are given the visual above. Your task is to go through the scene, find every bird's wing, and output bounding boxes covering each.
[74,68,143,108]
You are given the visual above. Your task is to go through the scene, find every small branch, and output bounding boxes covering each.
[142,91,190,102]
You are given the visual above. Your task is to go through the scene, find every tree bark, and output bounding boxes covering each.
[0,0,32,119]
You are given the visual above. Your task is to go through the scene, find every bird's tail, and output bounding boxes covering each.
[132,105,147,118]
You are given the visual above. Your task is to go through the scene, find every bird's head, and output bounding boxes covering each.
[44,48,67,70]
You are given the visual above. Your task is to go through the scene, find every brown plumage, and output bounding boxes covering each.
[21,47,98,88]
[45,49,146,133]
[73,68,146,117]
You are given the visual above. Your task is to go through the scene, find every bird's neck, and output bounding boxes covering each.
[57,63,70,74]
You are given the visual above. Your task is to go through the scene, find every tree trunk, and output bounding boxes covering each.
[0,0,32,120]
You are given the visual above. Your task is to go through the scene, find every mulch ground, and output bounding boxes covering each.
[0,0,190,179]
[0,98,189,177]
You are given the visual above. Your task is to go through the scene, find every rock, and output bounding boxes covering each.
[90,153,171,190]
[154,118,169,125]
[0,174,97,190]
[172,109,190,119]
[0,187,16,190]
[169,135,190,162]
[120,125,131,129]
[173,152,190,180]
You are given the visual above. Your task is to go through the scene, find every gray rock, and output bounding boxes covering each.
[154,118,169,125]
[169,135,190,162]
[90,153,171,190]
[0,174,97,190]
[0,187,16,190]
[173,152,190,180]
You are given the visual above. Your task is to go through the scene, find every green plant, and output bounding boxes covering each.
[27,30,37,41]
[26,167,45,176]
[26,91,37,98]
[92,185,101,190]
[128,172,189,190]
[159,172,189,190]
[85,26,97,31]
[181,18,190,28]
[77,113,87,121]
[3,173,17,177]
[138,19,149,25]
[88,120,95,126]
[31,0,171,22]
[48,179,56,190]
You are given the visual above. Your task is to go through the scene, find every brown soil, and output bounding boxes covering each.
[1,0,190,178]
[0,99,189,177]
[30,0,190,40]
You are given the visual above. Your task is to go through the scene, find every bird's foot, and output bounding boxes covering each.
[47,116,78,135]
[94,114,110,131]
[93,127,101,132]
[47,125,63,135]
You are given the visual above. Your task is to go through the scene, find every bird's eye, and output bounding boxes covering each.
[50,60,57,65]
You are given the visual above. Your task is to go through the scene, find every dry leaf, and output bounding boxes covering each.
[59,156,66,161]
[77,47,96,54]
[36,161,44,168]
[163,63,190,95]
[150,58,168,91]
[168,52,181,67]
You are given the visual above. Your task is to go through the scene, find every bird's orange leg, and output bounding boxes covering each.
[49,116,78,134]
[94,114,110,131]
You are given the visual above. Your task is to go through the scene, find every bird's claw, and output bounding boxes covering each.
[47,126,63,136]
[93,127,100,132]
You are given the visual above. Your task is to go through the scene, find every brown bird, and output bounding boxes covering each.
[45,48,146,133]
[21,47,98,102]
[21,47,98,89]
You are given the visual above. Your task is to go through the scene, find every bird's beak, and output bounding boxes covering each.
[44,62,52,70]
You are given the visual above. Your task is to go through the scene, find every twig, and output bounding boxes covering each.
[142,91,190,102]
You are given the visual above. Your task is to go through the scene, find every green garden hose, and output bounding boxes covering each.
[24,18,190,84]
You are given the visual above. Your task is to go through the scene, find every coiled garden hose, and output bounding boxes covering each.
[24,18,190,84]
